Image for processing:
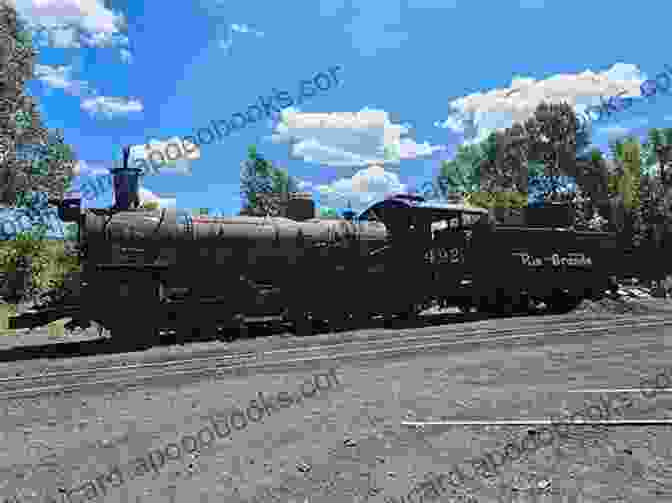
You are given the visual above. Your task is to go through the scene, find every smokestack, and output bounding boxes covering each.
[110,145,142,211]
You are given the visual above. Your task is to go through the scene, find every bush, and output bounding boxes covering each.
[0,231,81,303]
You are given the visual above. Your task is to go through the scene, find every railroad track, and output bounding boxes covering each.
[1,314,670,401]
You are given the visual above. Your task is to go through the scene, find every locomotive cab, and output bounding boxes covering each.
[359,195,489,313]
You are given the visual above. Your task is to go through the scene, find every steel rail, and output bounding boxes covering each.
[0,313,665,382]
[0,316,670,401]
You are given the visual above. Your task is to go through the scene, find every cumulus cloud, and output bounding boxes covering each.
[34,64,95,97]
[81,96,143,118]
[12,0,130,61]
[436,63,647,143]
[270,108,445,168]
[128,137,200,176]
[304,164,407,213]
[11,0,125,34]
[34,64,140,118]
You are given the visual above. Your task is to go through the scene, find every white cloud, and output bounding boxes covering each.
[438,63,647,143]
[270,107,445,168]
[34,64,139,118]
[80,96,143,118]
[42,24,80,47]
[11,0,125,35]
[312,164,407,213]
[128,137,200,176]
[13,0,130,60]
[34,64,95,97]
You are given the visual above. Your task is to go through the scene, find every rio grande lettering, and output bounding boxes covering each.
[513,252,592,267]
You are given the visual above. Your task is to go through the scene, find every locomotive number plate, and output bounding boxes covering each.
[425,247,463,264]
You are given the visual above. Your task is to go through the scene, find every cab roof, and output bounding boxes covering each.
[358,194,488,222]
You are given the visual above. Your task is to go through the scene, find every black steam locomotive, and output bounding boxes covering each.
[14,147,630,346]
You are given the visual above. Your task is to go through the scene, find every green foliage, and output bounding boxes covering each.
[63,223,78,241]
[0,2,78,206]
[0,232,52,295]
[523,102,584,195]
[319,207,341,219]
[240,145,300,216]
[527,160,546,178]
[139,201,160,211]
[620,139,641,211]
[438,144,482,195]
[464,190,528,210]
[15,26,33,51]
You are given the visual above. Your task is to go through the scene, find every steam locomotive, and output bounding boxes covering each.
[13,147,633,346]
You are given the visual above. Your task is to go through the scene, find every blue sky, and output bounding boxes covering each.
[6,0,672,229]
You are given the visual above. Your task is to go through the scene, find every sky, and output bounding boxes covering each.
[4,0,672,237]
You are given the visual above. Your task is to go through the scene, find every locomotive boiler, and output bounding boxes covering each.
[51,147,434,344]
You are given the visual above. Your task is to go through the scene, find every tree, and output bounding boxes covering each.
[458,131,528,215]
[0,2,76,209]
[239,145,299,216]
[437,143,483,198]
[523,102,585,199]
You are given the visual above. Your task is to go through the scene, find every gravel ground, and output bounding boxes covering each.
[0,300,670,503]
